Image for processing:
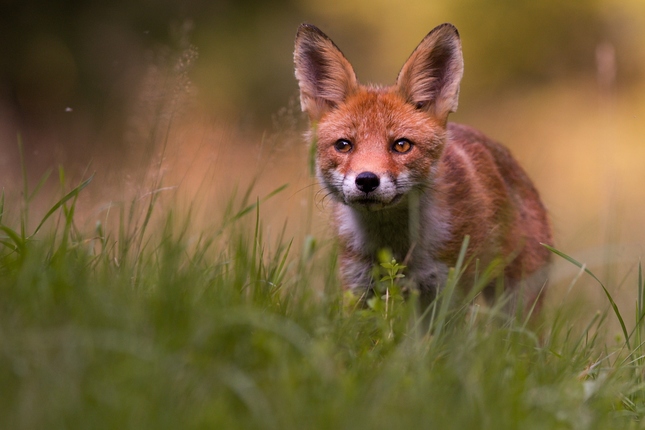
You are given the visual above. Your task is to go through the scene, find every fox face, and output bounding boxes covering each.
[296,23,462,211]
[294,23,552,313]
[315,90,445,212]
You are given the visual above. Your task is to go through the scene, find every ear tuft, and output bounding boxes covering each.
[396,23,464,123]
[294,24,358,121]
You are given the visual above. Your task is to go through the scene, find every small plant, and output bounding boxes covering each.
[377,255,406,317]
[363,250,406,308]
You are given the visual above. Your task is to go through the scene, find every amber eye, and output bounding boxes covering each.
[334,139,352,153]
[392,139,412,153]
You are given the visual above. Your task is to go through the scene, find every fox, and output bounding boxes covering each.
[293,23,552,313]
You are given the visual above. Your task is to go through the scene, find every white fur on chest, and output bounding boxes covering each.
[334,193,452,292]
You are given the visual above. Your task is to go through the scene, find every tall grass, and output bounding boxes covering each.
[2,162,645,429]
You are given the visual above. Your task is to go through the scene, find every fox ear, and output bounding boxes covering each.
[396,23,464,123]
[294,24,358,121]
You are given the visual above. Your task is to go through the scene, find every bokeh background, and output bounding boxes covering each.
[1,0,645,319]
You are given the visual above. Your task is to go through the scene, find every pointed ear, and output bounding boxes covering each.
[396,23,464,123]
[294,24,358,121]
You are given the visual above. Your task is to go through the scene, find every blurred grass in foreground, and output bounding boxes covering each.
[2,160,645,429]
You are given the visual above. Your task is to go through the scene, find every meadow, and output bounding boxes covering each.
[2,133,645,429]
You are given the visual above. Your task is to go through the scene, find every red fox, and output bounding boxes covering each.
[294,23,552,313]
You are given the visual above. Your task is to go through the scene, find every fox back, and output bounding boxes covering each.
[294,23,552,312]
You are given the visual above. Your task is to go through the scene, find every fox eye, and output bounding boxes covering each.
[392,139,412,154]
[334,139,352,153]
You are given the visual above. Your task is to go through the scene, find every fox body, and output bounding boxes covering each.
[294,23,552,310]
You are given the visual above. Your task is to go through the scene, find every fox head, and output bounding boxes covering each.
[294,23,464,211]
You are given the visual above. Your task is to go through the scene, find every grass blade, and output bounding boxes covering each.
[30,174,94,238]
[27,168,53,203]
[543,243,630,350]
[0,188,4,225]
[639,261,644,321]
[18,134,28,239]
[0,225,25,253]
[220,184,289,231]
[434,236,470,337]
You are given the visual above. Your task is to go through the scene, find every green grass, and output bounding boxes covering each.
[2,170,645,429]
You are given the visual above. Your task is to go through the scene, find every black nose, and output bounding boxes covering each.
[355,172,380,193]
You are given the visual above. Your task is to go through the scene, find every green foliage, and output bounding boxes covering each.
[2,170,645,429]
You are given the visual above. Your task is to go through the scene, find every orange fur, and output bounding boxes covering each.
[294,23,552,313]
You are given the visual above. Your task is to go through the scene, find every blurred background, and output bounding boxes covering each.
[1,0,644,317]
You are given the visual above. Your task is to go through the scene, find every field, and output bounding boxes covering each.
[2,139,645,429]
